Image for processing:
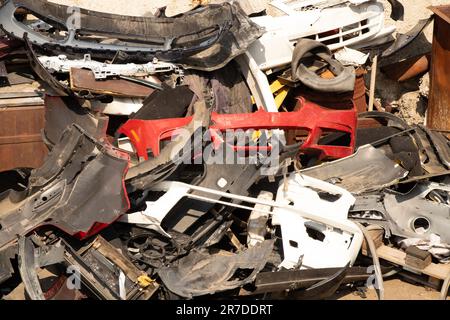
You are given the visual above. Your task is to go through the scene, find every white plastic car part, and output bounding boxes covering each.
[38,54,181,79]
[117,137,135,153]
[272,173,363,269]
[334,47,370,66]
[119,183,192,237]
[248,1,395,70]
[269,0,372,15]
[120,176,362,270]
[247,191,274,247]
[90,97,144,116]
[236,53,279,112]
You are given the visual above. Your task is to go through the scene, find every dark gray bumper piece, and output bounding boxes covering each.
[0,124,130,250]
[0,0,264,71]
[158,240,274,298]
[0,244,17,286]
[43,96,109,148]
[301,144,409,194]
[351,182,450,244]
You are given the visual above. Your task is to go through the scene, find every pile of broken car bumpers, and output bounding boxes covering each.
[0,0,449,300]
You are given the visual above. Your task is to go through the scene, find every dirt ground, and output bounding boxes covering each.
[375,0,448,125]
[334,276,446,300]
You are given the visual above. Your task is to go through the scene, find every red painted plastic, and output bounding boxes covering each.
[118,97,357,160]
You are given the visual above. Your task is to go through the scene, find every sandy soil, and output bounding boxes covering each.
[336,277,446,300]
[375,0,448,125]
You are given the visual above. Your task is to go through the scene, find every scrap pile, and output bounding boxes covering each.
[0,0,449,300]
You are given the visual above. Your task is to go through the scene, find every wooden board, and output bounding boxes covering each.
[0,97,44,107]
[375,245,450,281]
[0,104,47,171]
[0,141,48,171]
[427,11,450,133]
[70,68,154,98]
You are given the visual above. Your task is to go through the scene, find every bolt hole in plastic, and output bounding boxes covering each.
[412,217,431,234]
[289,240,298,248]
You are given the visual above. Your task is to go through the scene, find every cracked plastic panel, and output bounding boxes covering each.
[272,173,363,269]
[158,240,274,298]
[0,124,130,250]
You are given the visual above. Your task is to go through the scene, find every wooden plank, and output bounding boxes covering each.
[429,5,450,25]
[0,134,43,145]
[0,92,40,99]
[405,246,432,269]
[6,72,35,86]
[361,229,384,256]
[0,142,48,171]
[429,276,442,288]
[0,82,42,94]
[0,97,44,107]
[376,245,450,280]
[0,104,47,171]
[0,105,45,137]
[427,13,450,132]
